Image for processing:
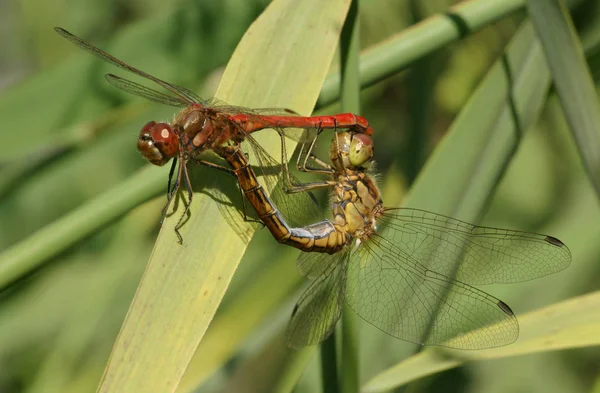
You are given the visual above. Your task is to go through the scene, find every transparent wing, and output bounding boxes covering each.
[286,251,348,348]
[242,133,325,228]
[297,250,342,279]
[346,235,519,349]
[56,28,306,118]
[250,107,299,116]
[55,27,204,105]
[205,97,299,117]
[105,74,190,107]
[377,208,571,285]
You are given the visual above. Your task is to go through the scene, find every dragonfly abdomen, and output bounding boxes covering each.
[218,145,348,253]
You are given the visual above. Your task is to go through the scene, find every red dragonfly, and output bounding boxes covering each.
[55,27,372,240]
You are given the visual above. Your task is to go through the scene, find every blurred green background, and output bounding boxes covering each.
[1,0,599,392]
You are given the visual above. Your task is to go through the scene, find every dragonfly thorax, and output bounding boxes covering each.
[137,121,179,166]
[175,107,244,154]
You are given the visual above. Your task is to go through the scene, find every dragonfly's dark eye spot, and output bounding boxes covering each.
[497,301,514,316]
[291,304,299,318]
[545,236,564,247]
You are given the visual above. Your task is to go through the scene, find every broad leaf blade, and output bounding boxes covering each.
[96,1,351,392]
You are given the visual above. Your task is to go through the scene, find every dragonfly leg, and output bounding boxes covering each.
[308,154,334,170]
[277,126,337,194]
[174,161,194,244]
[284,180,336,194]
[161,158,181,228]
[295,129,334,174]
[166,158,178,200]
[196,159,263,226]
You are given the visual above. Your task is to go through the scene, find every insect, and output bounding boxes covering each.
[274,130,571,349]
[55,27,372,240]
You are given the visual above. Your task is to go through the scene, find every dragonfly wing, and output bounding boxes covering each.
[297,250,342,279]
[346,235,519,349]
[55,28,204,105]
[286,251,349,348]
[242,136,325,228]
[251,107,299,116]
[207,97,298,117]
[377,208,571,285]
[106,74,189,107]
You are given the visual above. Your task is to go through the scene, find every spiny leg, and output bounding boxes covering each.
[278,126,336,195]
[174,159,194,244]
[279,127,332,192]
[304,154,331,171]
[295,127,333,174]
[161,157,182,226]
[166,157,178,200]
[284,180,336,194]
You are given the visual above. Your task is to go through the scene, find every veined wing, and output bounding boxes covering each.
[241,132,325,228]
[205,97,299,117]
[346,233,519,349]
[376,208,571,285]
[297,249,344,279]
[55,27,203,105]
[105,74,190,107]
[286,251,349,348]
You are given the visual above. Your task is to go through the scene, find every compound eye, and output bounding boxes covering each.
[349,133,374,168]
[330,131,352,168]
[137,122,178,166]
[335,132,352,154]
[141,121,157,136]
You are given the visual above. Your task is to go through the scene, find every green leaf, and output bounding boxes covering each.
[0,165,165,289]
[362,290,600,392]
[318,0,526,106]
[175,246,302,392]
[338,1,361,392]
[357,19,557,391]
[405,21,552,218]
[527,0,600,197]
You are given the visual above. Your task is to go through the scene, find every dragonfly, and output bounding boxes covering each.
[267,130,572,349]
[169,123,572,349]
[54,27,372,241]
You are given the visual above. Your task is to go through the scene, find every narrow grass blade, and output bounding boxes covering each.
[338,1,361,392]
[0,165,165,289]
[404,21,552,219]
[528,0,600,198]
[319,0,526,106]
[362,290,600,392]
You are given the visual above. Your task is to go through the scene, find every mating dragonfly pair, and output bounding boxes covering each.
[56,28,571,350]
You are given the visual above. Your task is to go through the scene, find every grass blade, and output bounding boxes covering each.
[528,0,600,198]
[338,1,361,393]
[362,290,600,392]
[318,0,526,106]
[0,165,165,289]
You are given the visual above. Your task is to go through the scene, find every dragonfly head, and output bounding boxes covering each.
[137,121,179,166]
[332,132,374,170]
